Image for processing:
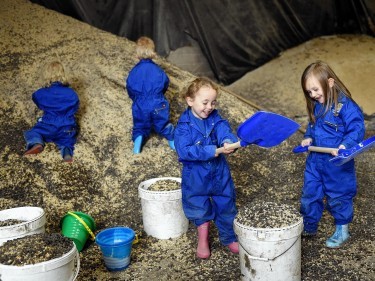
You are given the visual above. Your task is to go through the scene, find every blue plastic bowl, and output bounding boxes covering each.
[96,227,135,271]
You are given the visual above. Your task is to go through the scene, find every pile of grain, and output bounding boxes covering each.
[236,201,301,228]
[0,233,74,266]
[0,219,26,227]
[148,179,181,191]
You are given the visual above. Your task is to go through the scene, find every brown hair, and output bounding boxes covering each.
[42,61,68,87]
[136,36,156,59]
[182,77,219,101]
[301,61,354,123]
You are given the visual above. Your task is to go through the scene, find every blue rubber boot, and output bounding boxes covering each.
[62,147,73,163]
[326,224,350,248]
[133,135,143,154]
[168,140,175,150]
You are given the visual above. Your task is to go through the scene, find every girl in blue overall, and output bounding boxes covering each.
[175,77,239,259]
[24,61,79,163]
[126,36,175,154]
[299,61,365,248]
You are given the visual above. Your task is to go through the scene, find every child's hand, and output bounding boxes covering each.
[332,144,346,156]
[301,138,312,147]
[222,142,235,154]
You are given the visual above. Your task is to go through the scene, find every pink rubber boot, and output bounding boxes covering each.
[228,241,239,254]
[196,222,210,259]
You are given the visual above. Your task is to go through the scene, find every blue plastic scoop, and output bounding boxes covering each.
[293,136,375,166]
[216,111,300,153]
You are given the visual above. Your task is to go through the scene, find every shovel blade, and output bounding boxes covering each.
[329,136,375,166]
[237,111,300,148]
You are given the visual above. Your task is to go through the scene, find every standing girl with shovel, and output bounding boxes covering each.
[174,77,239,259]
[299,61,365,248]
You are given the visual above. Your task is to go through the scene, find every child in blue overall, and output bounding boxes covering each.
[299,61,365,248]
[24,61,80,163]
[174,77,239,259]
[126,36,175,154]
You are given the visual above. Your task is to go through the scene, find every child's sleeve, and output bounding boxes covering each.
[125,76,135,101]
[72,90,80,114]
[175,123,217,161]
[216,120,238,147]
[340,102,365,148]
[31,90,42,110]
[304,123,313,140]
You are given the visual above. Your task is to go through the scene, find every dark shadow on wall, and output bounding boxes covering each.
[30,0,375,85]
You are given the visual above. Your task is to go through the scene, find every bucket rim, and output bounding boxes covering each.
[234,216,303,233]
[96,226,135,247]
[138,177,182,195]
[0,206,45,230]
[61,211,96,230]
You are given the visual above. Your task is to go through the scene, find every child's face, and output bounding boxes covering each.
[187,86,218,119]
[305,75,325,104]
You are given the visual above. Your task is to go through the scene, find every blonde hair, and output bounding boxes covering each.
[301,61,355,123]
[182,77,219,102]
[42,61,68,87]
[136,36,156,59]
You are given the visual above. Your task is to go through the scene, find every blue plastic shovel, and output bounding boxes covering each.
[216,111,300,154]
[293,136,375,166]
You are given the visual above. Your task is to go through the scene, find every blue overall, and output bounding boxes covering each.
[126,59,174,141]
[24,82,79,157]
[175,109,238,245]
[301,94,365,233]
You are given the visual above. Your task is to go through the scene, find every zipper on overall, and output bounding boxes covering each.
[154,104,166,114]
[324,121,342,132]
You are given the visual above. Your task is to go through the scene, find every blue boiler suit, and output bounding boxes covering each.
[126,59,174,141]
[301,94,365,233]
[175,109,238,245]
[24,82,79,157]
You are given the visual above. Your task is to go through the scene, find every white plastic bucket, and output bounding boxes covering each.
[138,177,188,239]
[0,207,46,246]
[234,216,303,281]
[0,243,80,281]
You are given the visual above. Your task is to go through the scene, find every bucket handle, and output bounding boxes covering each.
[238,236,300,262]
[72,249,80,281]
[68,211,96,241]
[133,231,139,244]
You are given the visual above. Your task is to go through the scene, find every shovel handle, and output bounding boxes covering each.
[293,145,339,154]
[307,146,338,154]
[215,141,241,155]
